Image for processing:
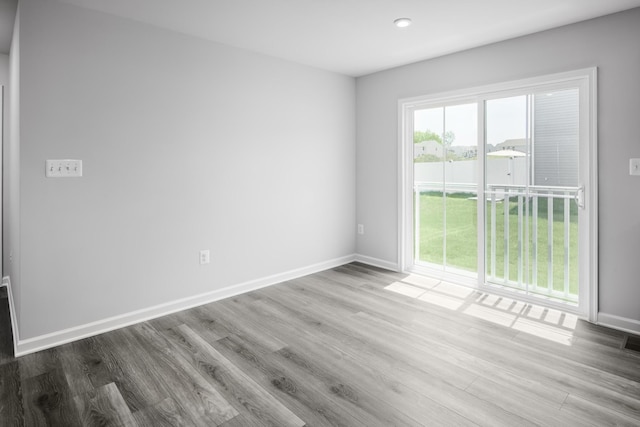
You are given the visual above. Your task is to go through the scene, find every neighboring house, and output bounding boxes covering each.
[449,145,478,159]
[415,140,476,160]
[494,138,528,152]
[414,140,443,158]
[533,90,579,187]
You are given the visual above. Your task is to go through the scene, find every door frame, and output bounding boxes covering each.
[398,68,598,321]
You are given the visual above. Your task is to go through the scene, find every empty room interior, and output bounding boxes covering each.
[1,0,640,425]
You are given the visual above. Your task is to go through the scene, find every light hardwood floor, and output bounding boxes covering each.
[1,263,639,426]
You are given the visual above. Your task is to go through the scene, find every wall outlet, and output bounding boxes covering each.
[199,250,210,265]
[630,158,640,176]
[357,224,364,235]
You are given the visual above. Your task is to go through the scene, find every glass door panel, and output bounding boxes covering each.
[484,89,579,302]
[413,103,478,275]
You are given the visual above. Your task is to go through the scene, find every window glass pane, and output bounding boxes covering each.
[413,103,478,274]
[414,107,444,267]
[444,103,478,273]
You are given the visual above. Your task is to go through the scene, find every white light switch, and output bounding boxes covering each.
[630,158,640,176]
[46,159,83,178]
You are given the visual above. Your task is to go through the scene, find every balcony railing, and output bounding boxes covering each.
[414,182,579,303]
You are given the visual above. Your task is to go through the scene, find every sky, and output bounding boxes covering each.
[414,95,527,147]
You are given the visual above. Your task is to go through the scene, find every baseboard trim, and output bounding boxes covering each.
[354,254,400,272]
[597,313,640,336]
[2,276,19,358]
[14,254,357,357]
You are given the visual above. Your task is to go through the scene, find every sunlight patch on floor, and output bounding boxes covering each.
[384,275,578,346]
[417,291,465,310]
[434,281,475,298]
[463,303,517,327]
[525,305,546,320]
[477,293,526,314]
[560,313,578,329]
[384,281,427,299]
[512,317,574,345]
[399,274,441,290]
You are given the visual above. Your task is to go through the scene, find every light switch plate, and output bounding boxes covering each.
[630,158,640,176]
[46,159,83,178]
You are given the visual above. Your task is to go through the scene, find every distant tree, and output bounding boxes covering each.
[413,130,456,147]
[414,130,442,144]
[443,131,456,147]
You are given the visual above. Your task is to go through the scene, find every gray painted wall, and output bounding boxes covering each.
[6,10,19,317]
[356,9,640,322]
[0,54,7,82]
[13,0,356,339]
[0,53,7,277]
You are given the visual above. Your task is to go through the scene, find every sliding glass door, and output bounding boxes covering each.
[401,69,596,318]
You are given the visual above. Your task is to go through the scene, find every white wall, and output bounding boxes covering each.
[13,0,356,341]
[0,54,7,84]
[356,8,640,325]
[0,53,7,277]
[5,7,19,319]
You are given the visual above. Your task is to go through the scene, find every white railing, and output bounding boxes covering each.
[414,182,579,302]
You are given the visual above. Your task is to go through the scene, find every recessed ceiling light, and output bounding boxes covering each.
[394,18,412,28]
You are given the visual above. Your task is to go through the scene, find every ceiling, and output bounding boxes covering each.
[4,0,640,75]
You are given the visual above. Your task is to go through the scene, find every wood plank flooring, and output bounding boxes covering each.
[1,263,639,426]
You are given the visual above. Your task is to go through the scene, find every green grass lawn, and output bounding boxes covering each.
[416,192,578,298]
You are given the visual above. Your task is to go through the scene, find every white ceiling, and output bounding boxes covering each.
[9,0,640,75]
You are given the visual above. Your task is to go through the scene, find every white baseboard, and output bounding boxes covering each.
[353,254,400,272]
[597,312,640,336]
[14,254,357,357]
[20,253,638,357]
[2,276,19,358]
